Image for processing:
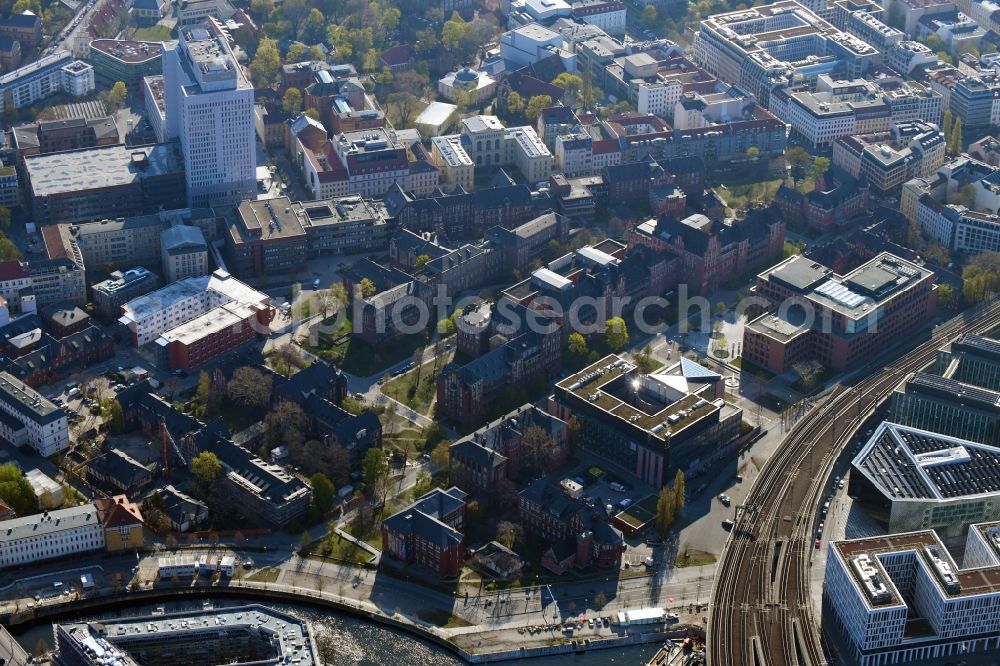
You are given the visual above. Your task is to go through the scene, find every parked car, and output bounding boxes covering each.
[719,494,731,506]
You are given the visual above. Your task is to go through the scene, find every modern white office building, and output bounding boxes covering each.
[825,526,1000,665]
[163,18,255,208]
[0,372,68,456]
[0,51,94,113]
[0,504,105,568]
[118,269,270,347]
[431,135,475,192]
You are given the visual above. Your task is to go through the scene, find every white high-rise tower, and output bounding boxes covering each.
[163,19,255,208]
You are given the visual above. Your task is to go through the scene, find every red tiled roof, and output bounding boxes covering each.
[0,260,27,281]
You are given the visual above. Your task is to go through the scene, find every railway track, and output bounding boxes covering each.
[708,299,1000,666]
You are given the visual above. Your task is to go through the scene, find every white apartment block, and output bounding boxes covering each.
[176,0,236,25]
[0,262,31,312]
[61,61,94,97]
[555,133,594,177]
[636,79,684,118]
[570,0,626,36]
[462,115,506,168]
[163,19,256,208]
[431,135,475,192]
[0,51,94,113]
[0,504,105,568]
[459,116,551,182]
[504,126,552,183]
[0,372,68,456]
[826,527,1000,665]
[119,269,269,346]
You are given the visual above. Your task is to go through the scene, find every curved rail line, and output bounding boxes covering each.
[708,299,1000,666]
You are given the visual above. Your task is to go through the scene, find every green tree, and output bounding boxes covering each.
[282,87,303,114]
[942,108,953,139]
[641,4,658,27]
[672,469,686,515]
[195,370,220,417]
[329,282,348,309]
[442,11,469,50]
[949,117,964,155]
[286,42,307,63]
[413,254,431,270]
[326,25,353,61]
[362,447,388,486]
[506,91,525,116]
[303,9,325,42]
[0,207,11,232]
[551,73,583,95]
[0,236,20,261]
[809,156,831,182]
[305,108,320,121]
[250,0,273,19]
[191,451,222,485]
[310,472,335,514]
[103,398,124,434]
[382,6,401,30]
[430,440,451,469]
[936,282,955,309]
[785,146,811,182]
[605,317,629,351]
[359,278,376,299]
[0,464,36,516]
[525,94,552,121]
[963,252,1000,304]
[250,38,281,88]
[655,485,675,535]
[106,81,127,109]
[568,332,588,357]
[12,0,40,15]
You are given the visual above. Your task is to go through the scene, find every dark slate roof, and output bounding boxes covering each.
[383,487,467,549]
[90,448,151,488]
[383,508,462,549]
[0,13,40,28]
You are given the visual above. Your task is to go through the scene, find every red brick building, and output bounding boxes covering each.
[449,404,568,497]
[518,477,625,575]
[381,487,467,578]
[627,205,786,295]
[742,252,937,374]
[157,302,261,371]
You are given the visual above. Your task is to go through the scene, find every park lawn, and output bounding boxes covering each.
[341,333,429,377]
[246,567,280,583]
[306,534,373,566]
[382,354,452,414]
[133,24,173,40]
[717,179,783,211]
[675,550,717,568]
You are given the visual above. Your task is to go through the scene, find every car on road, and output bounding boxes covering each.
[353,392,364,400]
[666,612,679,622]
[722,519,734,530]
[422,453,431,462]
[815,538,822,549]
[719,494,731,506]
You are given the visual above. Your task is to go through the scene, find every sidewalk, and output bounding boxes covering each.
[333,526,380,560]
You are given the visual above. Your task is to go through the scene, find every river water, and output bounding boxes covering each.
[12,598,662,665]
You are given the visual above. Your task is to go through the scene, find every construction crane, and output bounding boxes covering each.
[160,418,188,479]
